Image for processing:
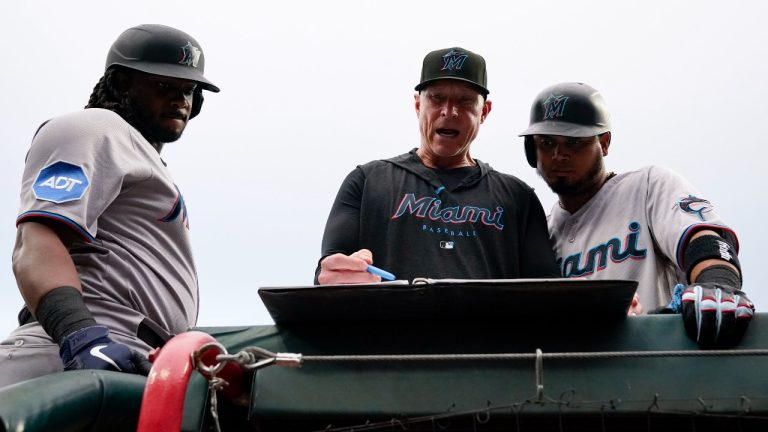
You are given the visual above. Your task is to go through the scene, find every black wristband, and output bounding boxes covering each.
[694,265,742,289]
[683,234,741,283]
[35,286,98,344]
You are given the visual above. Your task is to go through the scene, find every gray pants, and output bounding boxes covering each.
[0,323,151,388]
[0,324,62,388]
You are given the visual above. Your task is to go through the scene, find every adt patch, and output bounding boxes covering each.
[33,161,90,203]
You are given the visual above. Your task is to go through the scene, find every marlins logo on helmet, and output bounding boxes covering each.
[179,42,201,67]
[542,94,569,120]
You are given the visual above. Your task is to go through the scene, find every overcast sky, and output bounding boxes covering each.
[0,1,766,336]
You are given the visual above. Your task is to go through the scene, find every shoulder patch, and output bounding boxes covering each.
[33,161,90,203]
[674,195,712,221]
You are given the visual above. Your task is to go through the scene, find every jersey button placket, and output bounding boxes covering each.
[568,219,577,243]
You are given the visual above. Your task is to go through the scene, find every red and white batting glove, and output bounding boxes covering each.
[681,283,754,348]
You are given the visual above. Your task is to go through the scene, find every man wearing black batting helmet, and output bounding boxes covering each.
[316,47,558,284]
[0,24,219,387]
[520,82,753,349]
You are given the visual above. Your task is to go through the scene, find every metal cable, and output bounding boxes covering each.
[300,348,768,363]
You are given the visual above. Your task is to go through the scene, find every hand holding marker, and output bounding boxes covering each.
[366,265,396,281]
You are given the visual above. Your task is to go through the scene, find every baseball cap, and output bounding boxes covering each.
[414,47,489,96]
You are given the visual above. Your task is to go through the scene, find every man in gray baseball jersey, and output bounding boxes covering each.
[519,82,753,348]
[0,24,219,387]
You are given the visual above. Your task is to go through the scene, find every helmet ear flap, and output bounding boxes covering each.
[190,88,203,119]
[524,136,537,168]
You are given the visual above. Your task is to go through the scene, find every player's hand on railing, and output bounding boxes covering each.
[317,249,381,285]
[681,283,754,349]
[627,293,644,316]
[59,325,152,375]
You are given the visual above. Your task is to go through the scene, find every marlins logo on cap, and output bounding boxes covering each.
[415,47,489,96]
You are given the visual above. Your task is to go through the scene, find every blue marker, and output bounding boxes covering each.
[366,265,396,281]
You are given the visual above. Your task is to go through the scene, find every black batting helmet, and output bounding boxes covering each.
[519,82,610,168]
[106,24,219,118]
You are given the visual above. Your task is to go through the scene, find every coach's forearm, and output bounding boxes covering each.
[12,221,82,313]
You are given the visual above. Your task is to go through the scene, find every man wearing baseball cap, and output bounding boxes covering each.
[316,47,558,284]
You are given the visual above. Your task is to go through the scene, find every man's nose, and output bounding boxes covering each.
[442,105,459,118]
[170,90,192,109]
[552,143,569,160]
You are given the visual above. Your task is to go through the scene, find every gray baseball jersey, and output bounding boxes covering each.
[547,166,737,310]
[2,108,198,357]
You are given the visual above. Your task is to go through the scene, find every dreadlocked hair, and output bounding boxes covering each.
[84,67,135,124]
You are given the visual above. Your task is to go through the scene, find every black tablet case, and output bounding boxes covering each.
[258,278,638,325]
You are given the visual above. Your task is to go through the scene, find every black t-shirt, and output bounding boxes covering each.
[434,166,478,191]
[317,149,559,282]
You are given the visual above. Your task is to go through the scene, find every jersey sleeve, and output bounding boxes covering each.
[644,166,737,269]
[314,167,366,282]
[17,110,146,240]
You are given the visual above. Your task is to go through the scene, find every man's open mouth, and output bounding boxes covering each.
[437,128,459,138]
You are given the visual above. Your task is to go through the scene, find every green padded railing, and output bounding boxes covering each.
[0,370,145,432]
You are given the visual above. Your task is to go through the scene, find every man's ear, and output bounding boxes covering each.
[600,131,611,156]
[414,92,421,117]
[111,68,132,94]
[481,99,492,123]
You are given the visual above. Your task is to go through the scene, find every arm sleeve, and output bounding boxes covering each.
[644,166,738,270]
[17,112,138,240]
[314,167,366,283]
[519,189,561,278]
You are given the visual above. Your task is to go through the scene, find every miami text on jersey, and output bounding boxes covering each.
[558,221,648,277]
[391,193,504,230]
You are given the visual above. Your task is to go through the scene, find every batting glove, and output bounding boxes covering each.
[680,283,754,348]
[648,284,685,314]
[59,325,152,375]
